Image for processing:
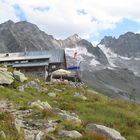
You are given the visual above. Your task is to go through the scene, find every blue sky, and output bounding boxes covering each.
[13,4,27,21]
[90,18,140,43]
[1,0,140,44]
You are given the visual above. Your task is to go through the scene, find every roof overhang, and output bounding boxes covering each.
[13,61,49,68]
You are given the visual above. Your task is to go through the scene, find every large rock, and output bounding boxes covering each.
[58,113,81,126]
[85,123,125,140]
[0,130,6,139]
[13,70,27,82]
[14,118,24,133]
[0,70,14,84]
[17,85,25,92]
[25,81,41,92]
[36,131,45,140]
[0,67,7,71]
[73,92,87,101]
[58,130,82,139]
[48,92,56,97]
[30,100,52,111]
[52,108,82,126]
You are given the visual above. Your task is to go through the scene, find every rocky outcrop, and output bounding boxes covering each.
[48,92,56,97]
[0,80,127,140]
[24,81,41,92]
[0,131,6,139]
[13,70,27,82]
[100,32,140,57]
[58,130,82,139]
[73,92,87,100]
[0,67,28,85]
[0,70,14,85]
[36,131,45,140]
[17,80,43,92]
[52,108,82,126]
[30,100,52,111]
[86,123,126,140]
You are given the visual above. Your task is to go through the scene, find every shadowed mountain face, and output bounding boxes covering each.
[1,20,140,102]
[100,32,140,57]
[0,20,58,52]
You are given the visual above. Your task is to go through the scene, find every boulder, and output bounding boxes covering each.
[73,92,87,100]
[0,130,6,139]
[58,113,82,126]
[58,130,82,139]
[30,100,52,111]
[0,67,7,71]
[44,120,58,133]
[40,101,52,110]
[13,70,27,82]
[52,108,81,126]
[14,118,24,133]
[48,92,56,97]
[36,131,45,140]
[0,70,14,85]
[44,127,56,133]
[42,88,48,93]
[24,129,35,140]
[17,85,25,92]
[85,123,126,140]
[25,81,41,92]
[52,108,67,115]
[0,86,4,88]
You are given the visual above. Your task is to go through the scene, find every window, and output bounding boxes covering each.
[52,65,56,69]
[5,53,9,57]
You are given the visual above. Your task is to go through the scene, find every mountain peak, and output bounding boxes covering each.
[0,20,15,27]
[6,20,15,24]
[99,32,140,57]
[66,34,81,41]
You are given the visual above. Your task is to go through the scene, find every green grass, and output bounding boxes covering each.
[0,111,24,140]
[0,83,140,140]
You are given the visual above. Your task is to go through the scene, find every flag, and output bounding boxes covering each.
[74,51,77,59]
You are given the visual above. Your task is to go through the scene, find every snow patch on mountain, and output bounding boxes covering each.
[65,47,101,67]
[135,58,140,60]
[98,44,134,67]
[98,45,117,67]
[118,56,131,60]
[90,59,100,66]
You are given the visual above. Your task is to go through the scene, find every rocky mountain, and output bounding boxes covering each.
[1,20,140,103]
[100,32,140,57]
[88,32,140,103]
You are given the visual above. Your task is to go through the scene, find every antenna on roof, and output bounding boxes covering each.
[24,47,27,55]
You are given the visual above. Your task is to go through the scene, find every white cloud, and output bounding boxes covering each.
[0,0,19,23]
[1,0,140,40]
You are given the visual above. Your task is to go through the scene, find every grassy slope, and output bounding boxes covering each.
[0,83,140,140]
